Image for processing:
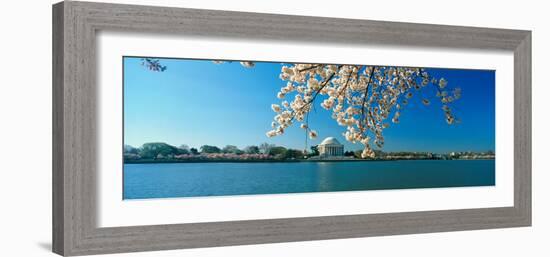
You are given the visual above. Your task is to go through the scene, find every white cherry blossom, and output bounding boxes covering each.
[265,63,461,158]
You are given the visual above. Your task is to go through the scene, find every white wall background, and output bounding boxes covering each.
[0,0,547,256]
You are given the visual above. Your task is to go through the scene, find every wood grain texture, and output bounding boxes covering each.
[52,2,65,255]
[52,1,532,256]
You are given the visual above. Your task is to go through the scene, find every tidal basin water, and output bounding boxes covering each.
[123,160,495,200]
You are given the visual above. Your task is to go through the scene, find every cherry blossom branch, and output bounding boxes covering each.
[360,66,376,132]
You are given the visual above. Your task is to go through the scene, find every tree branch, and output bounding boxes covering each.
[297,64,320,73]
[336,65,357,99]
[360,66,376,132]
[288,65,342,124]
[297,65,341,112]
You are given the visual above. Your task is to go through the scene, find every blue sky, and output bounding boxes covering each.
[123,57,495,153]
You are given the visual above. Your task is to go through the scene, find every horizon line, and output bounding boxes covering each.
[123,141,495,154]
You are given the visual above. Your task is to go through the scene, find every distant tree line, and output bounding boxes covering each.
[124,142,308,162]
[124,142,495,163]
[341,149,494,160]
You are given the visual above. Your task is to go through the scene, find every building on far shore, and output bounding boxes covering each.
[318,137,344,157]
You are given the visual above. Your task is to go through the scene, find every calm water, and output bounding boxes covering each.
[123,160,495,200]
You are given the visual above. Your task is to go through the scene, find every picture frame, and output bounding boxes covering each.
[52,1,531,256]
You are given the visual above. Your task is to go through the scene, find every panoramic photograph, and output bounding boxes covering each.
[122,57,495,200]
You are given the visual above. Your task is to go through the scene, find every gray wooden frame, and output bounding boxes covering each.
[52,1,531,256]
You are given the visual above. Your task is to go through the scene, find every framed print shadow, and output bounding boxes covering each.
[53,1,531,256]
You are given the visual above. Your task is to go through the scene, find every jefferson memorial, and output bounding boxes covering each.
[318,137,344,157]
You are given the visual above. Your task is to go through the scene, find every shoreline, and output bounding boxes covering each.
[124,158,495,164]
